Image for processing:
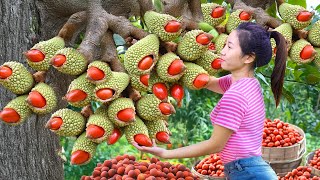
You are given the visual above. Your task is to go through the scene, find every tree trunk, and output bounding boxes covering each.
[0,1,65,179]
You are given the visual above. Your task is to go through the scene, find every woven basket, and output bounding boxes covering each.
[262,124,306,162]
[270,149,305,177]
[305,151,320,176]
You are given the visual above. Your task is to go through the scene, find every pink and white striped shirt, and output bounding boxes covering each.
[210,74,265,164]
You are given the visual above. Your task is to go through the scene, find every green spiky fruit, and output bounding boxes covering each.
[86,105,114,143]
[144,11,182,42]
[130,74,149,92]
[137,94,169,121]
[308,21,320,47]
[94,72,129,103]
[48,108,85,136]
[124,116,149,144]
[201,3,226,27]
[67,73,95,107]
[52,48,87,75]
[177,30,209,61]
[71,133,98,165]
[273,23,293,50]
[107,98,136,127]
[195,51,222,76]
[0,62,34,95]
[156,52,185,82]
[279,3,313,30]
[289,39,316,64]
[27,83,57,114]
[215,33,228,54]
[86,61,112,84]
[180,62,209,90]
[314,48,320,68]
[226,9,252,34]
[124,34,159,75]
[26,37,65,71]
[144,120,170,143]
[0,95,32,126]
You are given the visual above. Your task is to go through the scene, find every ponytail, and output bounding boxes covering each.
[270,31,287,107]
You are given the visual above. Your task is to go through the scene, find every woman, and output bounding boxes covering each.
[133,22,287,180]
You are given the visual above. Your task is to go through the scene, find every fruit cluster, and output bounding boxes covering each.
[309,149,320,170]
[262,118,303,147]
[278,166,319,180]
[81,155,199,180]
[194,153,225,177]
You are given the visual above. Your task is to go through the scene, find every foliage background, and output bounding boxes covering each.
[63,0,320,179]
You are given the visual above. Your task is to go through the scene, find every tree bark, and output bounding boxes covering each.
[0,1,65,179]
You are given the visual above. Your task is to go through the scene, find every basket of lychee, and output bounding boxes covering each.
[262,118,306,162]
[278,166,320,180]
[81,154,200,180]
[192,153,226,179]
[306,148,320,177]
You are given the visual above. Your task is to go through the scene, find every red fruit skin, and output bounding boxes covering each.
[297,11,313,22]
[239,11,251,21]
[170,84,184,107]
[0,66,12,79]
[46,117,63,130]
[27,91,46,108]
[0,108,20,123]
[159,102,174,115]
[156,131,171,144]
[24,49,45,62]
[211,7,225,18]
[117,108,135,122]
[65,89,87,102]
[168,59,185,76]
[152,83,168,101]
[95,88,114,100]
[196,34,211,45]
[211,58,223,69]
[51,54,66,67]
[139,74,149,86]
[193,74,209,89]
[87,66,105,81]
[86,125,105,139]
[164,21,181,33]
[71,150,90,165]
[300,45,315,60]
[138,56,153,70]
[134,134,153,147]
[107,128,122,145]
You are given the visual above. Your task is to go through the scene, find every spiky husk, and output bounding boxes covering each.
[27,37,65,71]
[136,94,169,121]
[201,3,226,27]
[156,52,185,82]
[0,62,34,95]
[279,3,312,30]
[107,98,136,127]
[71,133,98,165]
[226,9,252,34]
[124,116,149,144]
[177,30,208,61]
[28,83,57,114]
[53,48,87,75]
[195,51,222,76]
[144,11,182,42]
[180,62,209,90]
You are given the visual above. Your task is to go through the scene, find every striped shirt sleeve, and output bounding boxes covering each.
[219,75,232,93]
[214,90,248,132]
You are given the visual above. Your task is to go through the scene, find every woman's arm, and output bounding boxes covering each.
[133,124,233,159]
[205,76,224,94]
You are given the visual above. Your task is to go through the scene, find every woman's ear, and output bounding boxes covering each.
[244,53,255,64]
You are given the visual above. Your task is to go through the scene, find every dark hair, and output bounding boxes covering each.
[236,22,287,107]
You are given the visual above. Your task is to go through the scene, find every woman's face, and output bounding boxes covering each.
[220,31,252,72]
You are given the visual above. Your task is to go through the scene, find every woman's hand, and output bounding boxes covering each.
[132,139,168,158]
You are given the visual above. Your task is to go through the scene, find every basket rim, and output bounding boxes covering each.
[305,150,320,175]
[191,166,226,180]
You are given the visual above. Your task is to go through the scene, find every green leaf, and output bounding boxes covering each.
[282,87,295,103]
[256,73,270,86]
[287,0,307,8]
[267,2,277,18]
[305,74,320,84]
[315,4,320,10]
